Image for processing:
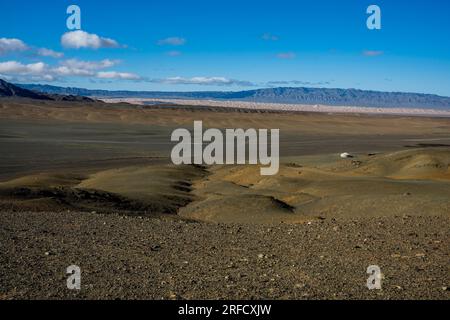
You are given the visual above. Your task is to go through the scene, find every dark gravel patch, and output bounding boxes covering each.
[0,211,448,300]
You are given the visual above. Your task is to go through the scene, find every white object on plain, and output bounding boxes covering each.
[340,152,353,159]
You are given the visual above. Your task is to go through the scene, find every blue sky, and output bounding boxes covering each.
[1,0,449,95]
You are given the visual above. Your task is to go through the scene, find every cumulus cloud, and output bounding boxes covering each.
[36,48,64,58]
[0,38,63,59]
[153,76,254,86]
[363,50,384,57]
[0,61,54,81]
[61,30,121,49]
[262,33,279,41]
[0,61,46,74]
[97,71,141,80]
[53,66,93,77]
[157,37,186,46]
[0,59,140,82]
[276,52,296,59]
[61,59,120,70]
[52,59,121,78]
[0,38,28,55]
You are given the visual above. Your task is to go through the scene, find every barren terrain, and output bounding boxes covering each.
[0,98,449,299]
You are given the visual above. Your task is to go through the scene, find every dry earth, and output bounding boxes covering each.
[0,98,449,299]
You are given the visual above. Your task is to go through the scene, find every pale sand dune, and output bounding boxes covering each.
[179,148,450,223]
[77,164,206,212]
[3,148,449,223]
[103,98,450,117]
[0,165,206,215]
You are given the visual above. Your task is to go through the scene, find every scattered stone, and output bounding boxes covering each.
[351,160,362,167]
[150,245,162,252]
[168,292,181,300]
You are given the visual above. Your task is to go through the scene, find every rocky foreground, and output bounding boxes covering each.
[0,211,448,300]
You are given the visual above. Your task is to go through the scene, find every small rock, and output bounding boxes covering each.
[150,245,162,252]
[169,292,181,300]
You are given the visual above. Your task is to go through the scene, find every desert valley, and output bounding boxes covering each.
[0,79,449,299]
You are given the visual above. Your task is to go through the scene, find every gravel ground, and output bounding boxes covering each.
[0,211,449,300]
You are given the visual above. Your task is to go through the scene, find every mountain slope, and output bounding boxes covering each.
[16,82,450,109]
[0,79,95,102]
[0,79,52,100]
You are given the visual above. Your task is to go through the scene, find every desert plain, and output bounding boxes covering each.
[0,98,449,299]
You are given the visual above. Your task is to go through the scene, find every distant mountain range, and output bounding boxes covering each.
[13,82,450,109]
[1,79,52,100]
[0,79,95,102]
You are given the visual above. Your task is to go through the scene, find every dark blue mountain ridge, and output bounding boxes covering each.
[14,82,450,109]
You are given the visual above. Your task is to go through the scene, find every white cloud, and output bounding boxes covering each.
[97,71,141,80]
[37,48,64,58]
[155,76,254,86]
[157,37,186,46]
[0,74,56,82]
[276,52,296,59]
[0,38,64,59]
[61,59,120,70]
[0,61,46,74]
[0,59,140,82]
[0,61,54,82]
[0,38,28,55]
[61,30,121,49]
[53,66,94,77]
